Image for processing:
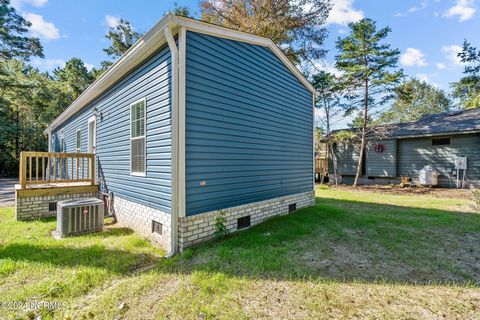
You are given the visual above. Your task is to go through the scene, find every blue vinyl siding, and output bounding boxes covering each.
[331,142,361,176]
[52,45,172,213]
[185,31,313,216]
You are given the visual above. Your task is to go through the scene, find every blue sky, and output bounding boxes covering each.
[14,0,478,106]
[321,0,479,91]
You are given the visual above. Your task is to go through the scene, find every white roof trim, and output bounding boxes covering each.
[46,14,314,132]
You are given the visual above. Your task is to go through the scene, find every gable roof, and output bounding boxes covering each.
[46,14,315,133]
[332,108,480,139]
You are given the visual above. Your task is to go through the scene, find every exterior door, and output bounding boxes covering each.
[88,116,96,153]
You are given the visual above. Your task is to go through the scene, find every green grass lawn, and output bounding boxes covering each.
[1,186,480,319]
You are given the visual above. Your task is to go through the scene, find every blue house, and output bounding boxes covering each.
[45,14,315,253]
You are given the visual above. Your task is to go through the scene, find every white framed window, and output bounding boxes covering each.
[76,129,81,152]
[130,98,146,176]
[60,130,64,152]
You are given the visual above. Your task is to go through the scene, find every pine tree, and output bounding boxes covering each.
[452,40,480,109]
[53,58,95,98]
[335,18,402,187]
[173,3,193,17]
[97,19,143,76]
[312,71,345,185]
[0,0,43,61]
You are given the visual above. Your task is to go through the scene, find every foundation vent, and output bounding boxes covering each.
[49,202,57,212]
[288,203,297,213]
[152,220,163,235]
[237,215,251,230]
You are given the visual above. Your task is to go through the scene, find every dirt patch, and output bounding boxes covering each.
[332,184,474,200]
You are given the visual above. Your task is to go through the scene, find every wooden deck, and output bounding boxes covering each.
[16,151,99,198]
[315,158,328,174]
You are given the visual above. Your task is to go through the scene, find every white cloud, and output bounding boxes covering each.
[84,63,95,71]
[415,73,441,88]
[408,0,429,13]
[31,58,65,71]
[11,0,47,10]
[400,48,428,67]
[443,0,476,22]
[436,62,446,69]
[415,73,430,82]
[312,61,344,77]
[395,1,432,17]
[23,13,60,40]
[105,14,121,29]
[442,45,463,65]
[326,0,364,25]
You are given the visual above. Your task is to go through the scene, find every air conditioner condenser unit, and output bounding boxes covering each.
[52,198,104,239]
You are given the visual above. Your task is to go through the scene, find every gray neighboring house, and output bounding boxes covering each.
[331,108,480,188]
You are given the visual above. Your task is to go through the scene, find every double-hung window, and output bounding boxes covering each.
[76,129,81,152]
[131,98,146,175]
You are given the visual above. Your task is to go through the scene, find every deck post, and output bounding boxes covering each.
[90,154,95,185]
[20,152,27,189]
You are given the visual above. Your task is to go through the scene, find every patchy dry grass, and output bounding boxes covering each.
[1,186,480,319]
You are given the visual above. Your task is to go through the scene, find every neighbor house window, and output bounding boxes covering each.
[432,137,450,146]
[130,98,146,175]
[76,129,81,152]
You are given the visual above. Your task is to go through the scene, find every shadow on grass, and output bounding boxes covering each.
[164,196,480,287]
[0,242,159,275]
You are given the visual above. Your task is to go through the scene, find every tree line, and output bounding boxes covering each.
[0,0,144,176]
[0,0,478,180]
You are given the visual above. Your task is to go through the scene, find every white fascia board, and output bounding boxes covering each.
[174,16,316,94]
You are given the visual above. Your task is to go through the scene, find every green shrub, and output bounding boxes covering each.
[214,210,229,239]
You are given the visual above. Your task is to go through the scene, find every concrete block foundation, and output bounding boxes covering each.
[15,191,100,220]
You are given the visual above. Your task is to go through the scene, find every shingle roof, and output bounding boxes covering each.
[332,108,480,139]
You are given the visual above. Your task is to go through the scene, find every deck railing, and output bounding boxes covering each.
[315,158,328,174]
[19,151,95,189]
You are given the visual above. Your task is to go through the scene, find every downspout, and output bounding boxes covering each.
[164,24,179,258]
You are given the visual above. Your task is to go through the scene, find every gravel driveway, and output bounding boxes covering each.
[0,178,16,207]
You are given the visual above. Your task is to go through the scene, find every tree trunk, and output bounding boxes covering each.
[353,80,369,187]
[15,106,20,160]
[328,142,338,186]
